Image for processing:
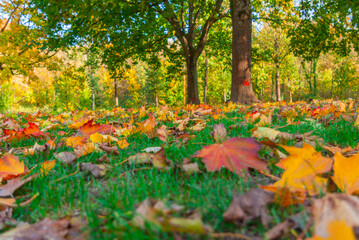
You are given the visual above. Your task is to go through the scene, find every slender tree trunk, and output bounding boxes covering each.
[203,57,208,104]
[275,64,281,101]
[186,57,200,104]
[183,64,186,105]
[114,76,119,107]
[230,0,258,104]
[312,58,318,97]
[91,84,95,110]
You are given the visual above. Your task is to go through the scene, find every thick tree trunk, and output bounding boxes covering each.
[183,64,186,105]
[275,64,281,101]
[230,0,258,104]
[186,57,200,104]
[203,57,208,104]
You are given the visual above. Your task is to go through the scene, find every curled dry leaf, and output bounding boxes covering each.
[193,137,267,177]
[99,143,119,155]
[223,188,274,227]
[80,162,110,178]
[0,174,37,197]
[211,123,227,143]
[97,154,110,163]
[54,152,78,165]
[311,193,359,239]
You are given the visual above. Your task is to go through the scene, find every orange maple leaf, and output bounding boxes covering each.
[79,120,115,137]
[193,137,267,177]
[0,154,27,180]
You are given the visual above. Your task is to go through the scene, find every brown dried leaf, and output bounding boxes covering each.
[223,188,274,227]
[80,162,110,178]
[0,174,37,197]
[54,152,78,165]
[0,216,87,240]
[99,143,119,155]
[212,124,227,143]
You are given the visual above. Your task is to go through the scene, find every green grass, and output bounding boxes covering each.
[3,104,359,239]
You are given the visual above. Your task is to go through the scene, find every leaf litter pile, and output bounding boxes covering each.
[1,100,359,239]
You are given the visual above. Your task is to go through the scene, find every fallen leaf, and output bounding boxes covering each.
[142,147,162,153]
[0,154,27,180]
[0,174,37,197]
[189,122,206,131]
[133,198,211,234]
[40,160,56,176]
[66,136,86,148]
[223,188,274,227]
[79,119,115,137]
[80,162,109,178]
[118,139,129,149]
[75,142,97,157]
[212,124,227,143]
[193,137,267,177]
[332,152,359,194]
[0,216,87,240]
[311,193,359,239]
[308,220,356,240]
[54,152,78,165]
[267,143,333,196]
[98,143,119,155]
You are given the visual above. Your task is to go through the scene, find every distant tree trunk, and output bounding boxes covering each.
[186,57,200,104]
[203,57,208,104]
[275,64,281,101]
[312,58,318,97]
[114,76,119,107]
[91,83,95,110]
[230,0,258,104]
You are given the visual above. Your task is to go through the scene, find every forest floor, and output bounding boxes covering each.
[0,100,358,239]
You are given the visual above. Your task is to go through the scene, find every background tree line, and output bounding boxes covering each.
[0,0,358,111]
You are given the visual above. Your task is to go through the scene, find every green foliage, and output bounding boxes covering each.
[54,66,91,111]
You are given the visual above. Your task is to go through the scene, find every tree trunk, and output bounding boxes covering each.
[312,58,318,97]
[275,64,281,101]
[186,57,200,104]
[203,57,208,104]
[114,76,119,107]
[183,64,186,105]
[91,84,95,111]
[230,0,258,104]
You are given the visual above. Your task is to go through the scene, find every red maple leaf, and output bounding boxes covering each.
[193,137,267,176]
[3,122,44,142]
[79,120,115,137]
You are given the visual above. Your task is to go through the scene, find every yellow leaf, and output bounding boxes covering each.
[118,139,129,149]
[332,152,359,194]
[308,220,356,240]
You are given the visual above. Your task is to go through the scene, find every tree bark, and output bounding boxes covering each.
[230,0,258,104]
[186,57,200,104]
[203,57,208,104]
